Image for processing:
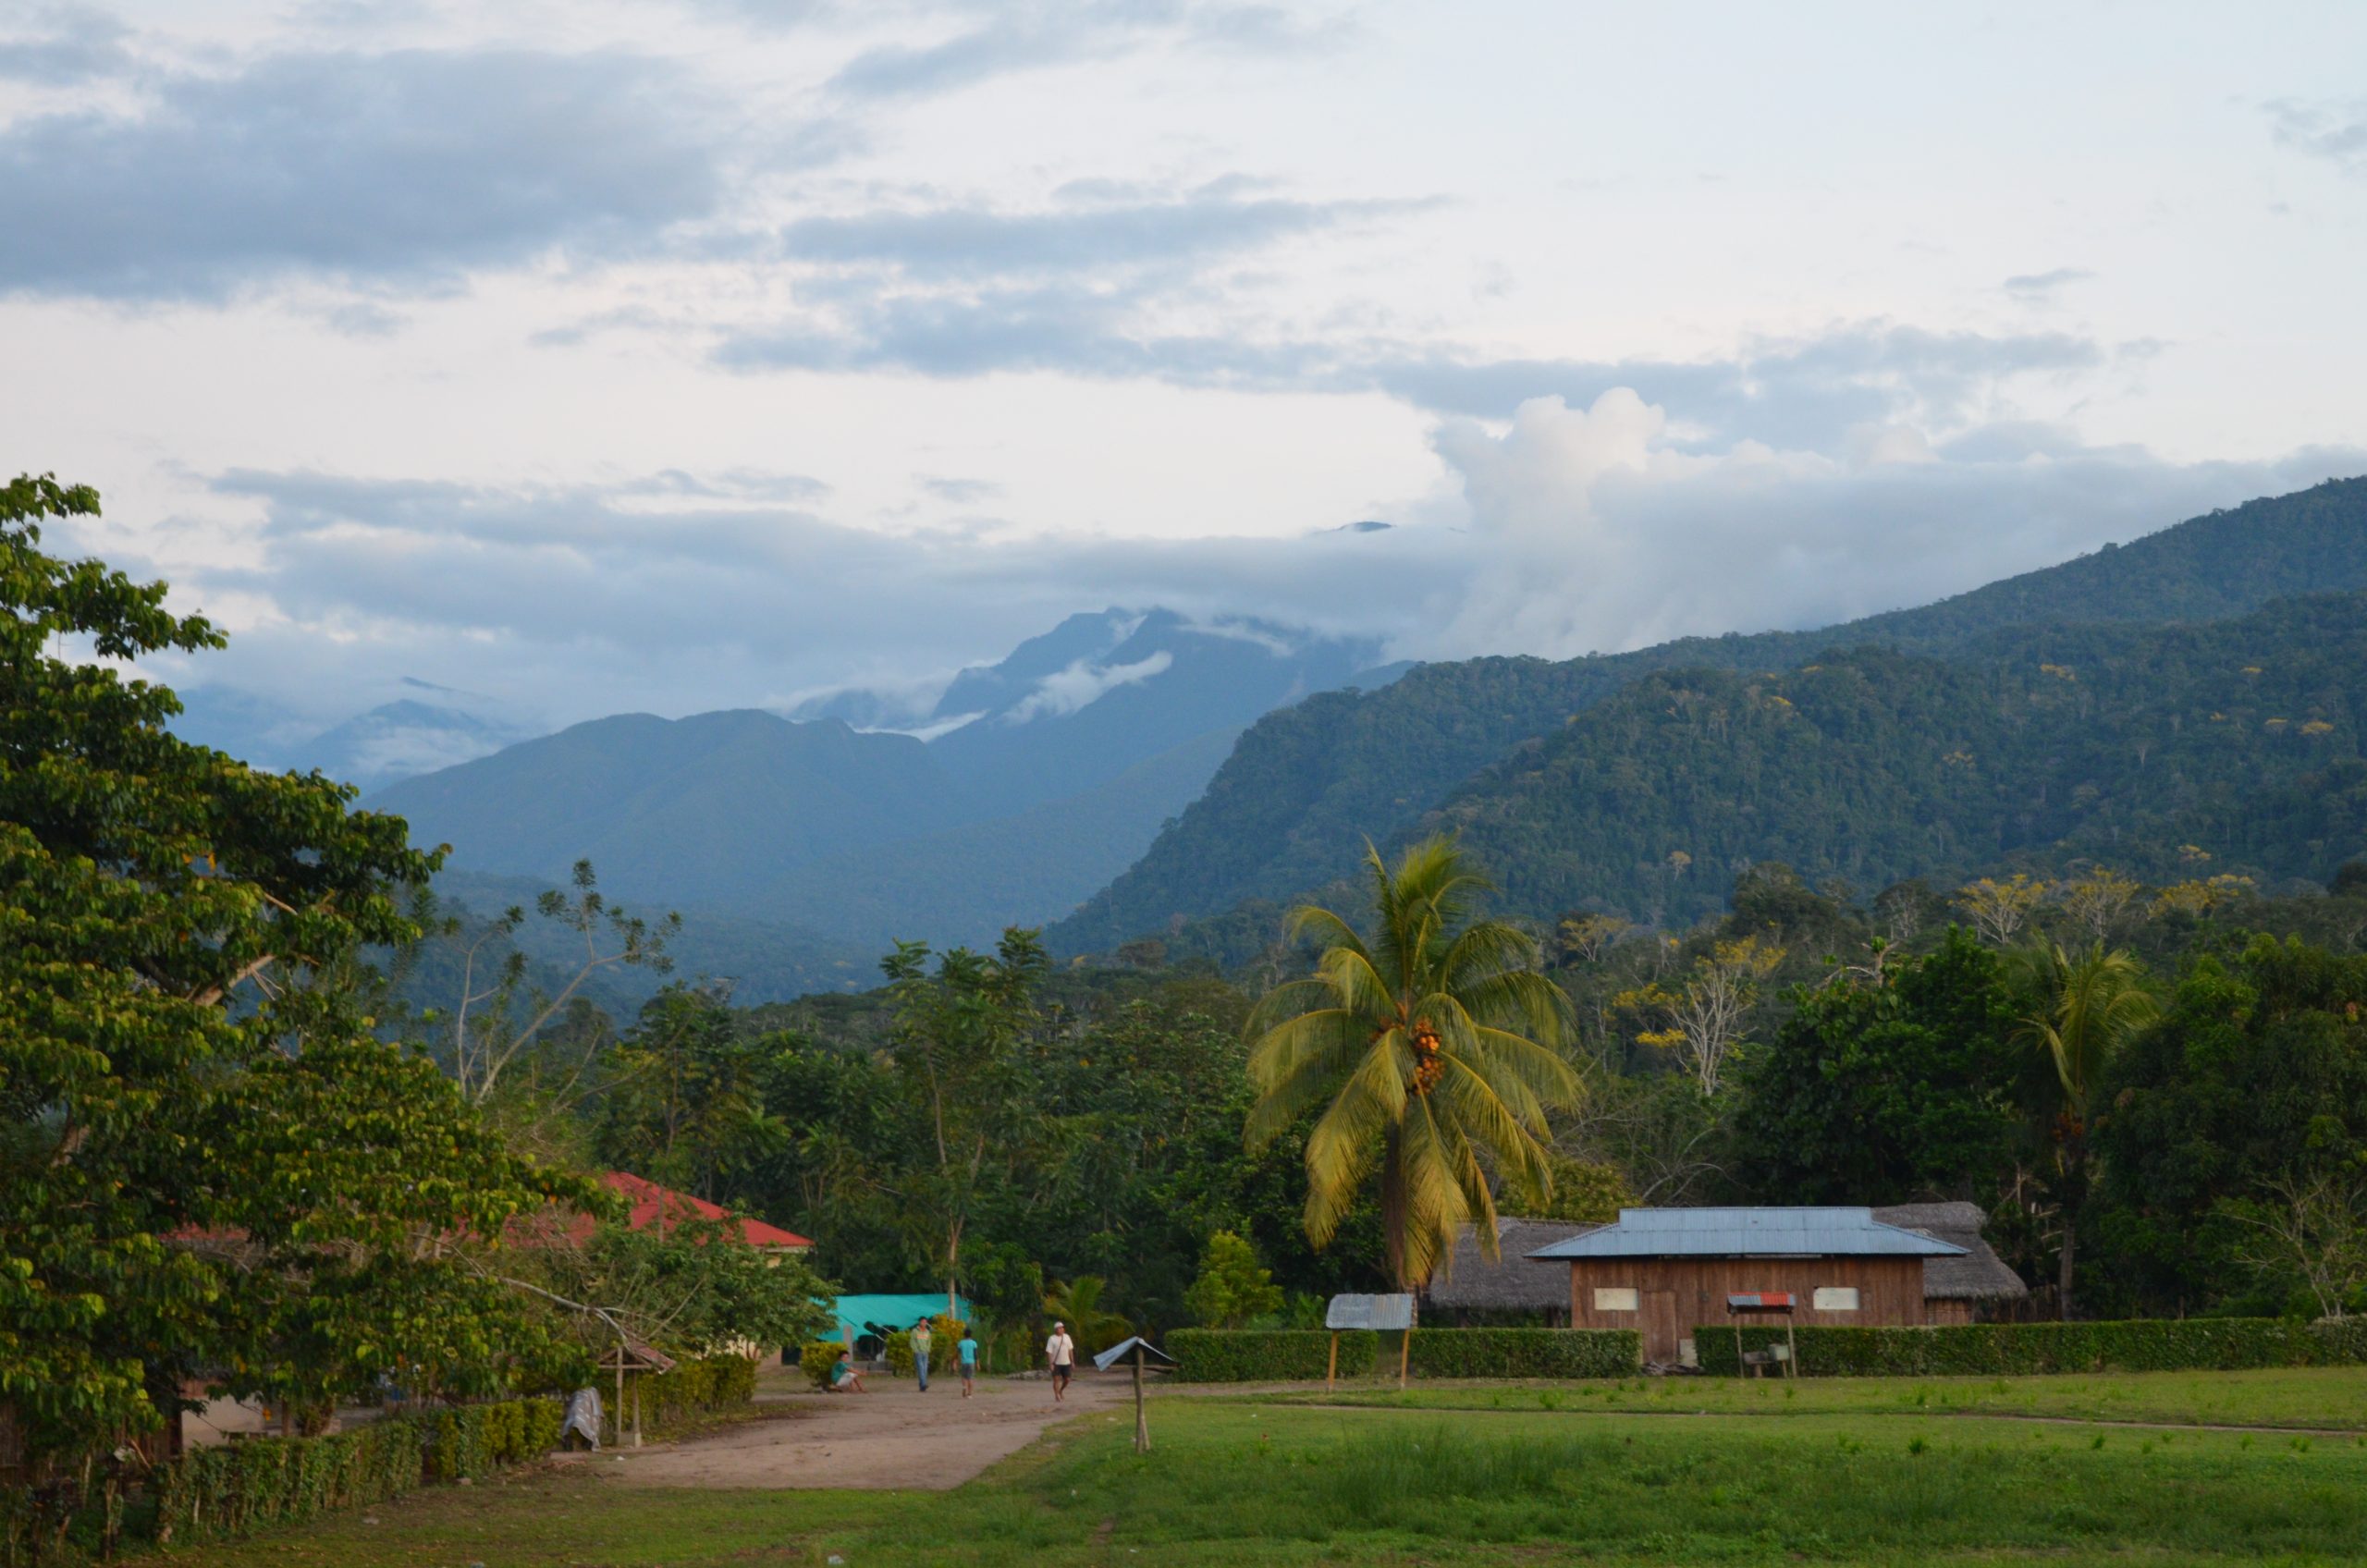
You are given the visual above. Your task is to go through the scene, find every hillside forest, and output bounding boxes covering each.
[9,472,2367,1536]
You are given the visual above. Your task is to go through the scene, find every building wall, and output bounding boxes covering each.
[1564,1256,1929,1363]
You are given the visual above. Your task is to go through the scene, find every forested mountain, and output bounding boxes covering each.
[369,607,1397,974]
[1053,476,2367,953]
[1432,591,2367,929]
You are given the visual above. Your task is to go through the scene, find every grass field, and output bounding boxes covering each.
[155,1368,2367,1568]
[1258,1366,2367,1432]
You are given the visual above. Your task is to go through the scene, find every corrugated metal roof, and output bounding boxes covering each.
[1527,1207,1966,1260]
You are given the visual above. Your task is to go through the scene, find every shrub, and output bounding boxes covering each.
[883,1329,915,1378]
[1407,1328,1641,1379]
[1692,1318,2367,1377]
[1168,1329,1377,1382]
[628,1354,759,1434]
[800,1341,847,1390]
[152,1396,563,1547]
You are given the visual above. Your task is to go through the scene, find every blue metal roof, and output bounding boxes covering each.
[1527,1207,1966,1260]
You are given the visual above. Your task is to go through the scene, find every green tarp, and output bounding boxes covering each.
[828,1292,975,1338]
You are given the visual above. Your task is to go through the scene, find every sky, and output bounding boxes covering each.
[6,0,2365,744]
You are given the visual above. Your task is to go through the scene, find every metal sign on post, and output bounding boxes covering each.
[1091,1335,1175,1454]
[1324,1292,1417,1390]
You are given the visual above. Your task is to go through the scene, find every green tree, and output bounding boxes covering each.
[2092,937,2367,1317]
[2012,941,2158,1318]
[880,930,1050,1315]
[1245,836,1577,1290]
[1183,1231,1283,1329]
[0,476,588,1492]
[1040,1275,1131,1356]
[1734,929,2018,1205]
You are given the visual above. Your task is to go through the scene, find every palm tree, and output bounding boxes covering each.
[1245,836,1578,1291]
[1040,1275,1131,1355]
[2012,941,2157,1319]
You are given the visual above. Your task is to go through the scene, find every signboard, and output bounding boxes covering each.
[1325,1292,1417,1331]
[1726,1292,1797,1311]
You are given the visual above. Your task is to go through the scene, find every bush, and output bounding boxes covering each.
[151,1396,563,1547]
[883,1329,915,1378]
[1169,1329,1377,1382]
[627,1354,759,1434]
[800,1341,847,1390]
[1407,1328,1641,1379]
[1691,1318,2367,1377]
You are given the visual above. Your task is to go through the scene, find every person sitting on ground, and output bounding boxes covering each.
[829,1349,868,1393]
[958,1322,979,1399]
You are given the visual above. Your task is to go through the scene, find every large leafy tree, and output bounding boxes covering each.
[2091,936,2367,1317]
[2011,941,2158,1317]
[1,476,586,1483]
[1245,836,1577,1290]
[1735,929,2018,1205]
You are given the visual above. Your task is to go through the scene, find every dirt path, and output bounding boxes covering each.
[577,1369,1137,1491]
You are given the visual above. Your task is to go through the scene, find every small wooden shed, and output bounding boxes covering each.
[1529,1207,1967,1366]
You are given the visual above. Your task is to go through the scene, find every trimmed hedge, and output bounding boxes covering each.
[1407,1328,1641,1379]
[1169,1329,1377,1381]
[631,1353,758,1435]
[1693,1318,2367,1378]
[152,1396,562,1547]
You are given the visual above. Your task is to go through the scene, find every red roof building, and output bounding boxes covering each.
[599,1172,812,1252]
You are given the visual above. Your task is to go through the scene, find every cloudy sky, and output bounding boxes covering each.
[7,0,2364,737]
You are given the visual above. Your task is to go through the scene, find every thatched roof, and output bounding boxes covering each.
[1873,1203,2030,1302]
[1423,1218,1596,1311]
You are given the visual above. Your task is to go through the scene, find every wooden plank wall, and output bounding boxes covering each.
[1565,1256,1929,1361]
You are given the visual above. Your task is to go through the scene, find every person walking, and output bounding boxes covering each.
[958,1324,979,1399]
[911,1317,933,1393]
[1045,1319,1076,1403]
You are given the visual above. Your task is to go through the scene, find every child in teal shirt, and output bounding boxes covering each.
[957,1326,979,1398]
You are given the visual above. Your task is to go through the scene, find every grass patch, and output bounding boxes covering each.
[150,1389,2367,1567]
[1257,1365,2367,1431]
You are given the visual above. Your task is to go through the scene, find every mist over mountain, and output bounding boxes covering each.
[1050,476,2367,957]
[366,607,1399,975]
[170,680,527,791]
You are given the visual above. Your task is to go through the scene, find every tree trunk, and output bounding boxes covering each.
[1380,1128,1409,1291]
[2057,1224,2076,1321]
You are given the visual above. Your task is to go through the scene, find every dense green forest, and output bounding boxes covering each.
[1054,477,2367,956]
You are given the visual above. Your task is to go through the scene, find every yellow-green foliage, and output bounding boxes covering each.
[149,1397,564,1550]
[800,1341,847,1390]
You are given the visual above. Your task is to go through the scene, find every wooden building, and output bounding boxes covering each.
[1528,1207,1969,1366]
[1428,1206,2028,1339]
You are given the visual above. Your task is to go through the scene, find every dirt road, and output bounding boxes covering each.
[582,1368,1137,1491]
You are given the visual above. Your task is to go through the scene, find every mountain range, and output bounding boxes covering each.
[364,610,1399,995]
[1049,476,2367,962]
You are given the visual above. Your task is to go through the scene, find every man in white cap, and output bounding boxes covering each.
[1045,1319,1076,1403]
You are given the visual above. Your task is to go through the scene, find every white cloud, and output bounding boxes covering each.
[1422,390,2365,663]
[1001,650,1175,722]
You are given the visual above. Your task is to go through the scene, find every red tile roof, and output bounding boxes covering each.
[599,1172,812,1250]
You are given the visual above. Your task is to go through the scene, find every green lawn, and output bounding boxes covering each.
[157,1376,2367,1567]
[1255,1365,2367,1433]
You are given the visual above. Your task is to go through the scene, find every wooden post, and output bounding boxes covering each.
[1784,1320,1798,1381]
[1326,1331,1339,1393]
[1397,1328,1410,1391]
[1133,1344,1148,1454]
[614,1356,625,1447]
[1733,1324,1744,1378]
[632,1374,644,1447]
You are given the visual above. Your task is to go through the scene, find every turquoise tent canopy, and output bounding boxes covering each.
[828,1293,975,1338]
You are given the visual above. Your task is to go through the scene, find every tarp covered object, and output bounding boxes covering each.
[828,1293,976,1338]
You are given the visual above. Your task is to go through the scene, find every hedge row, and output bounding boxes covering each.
[148,1354,759,1550]
[1693,1318,2367,1377]
[1168,1329,1377,1381]
[152,1397,563,1546]
[631,1353,758,1435]
[1407,1328,1641,1379]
